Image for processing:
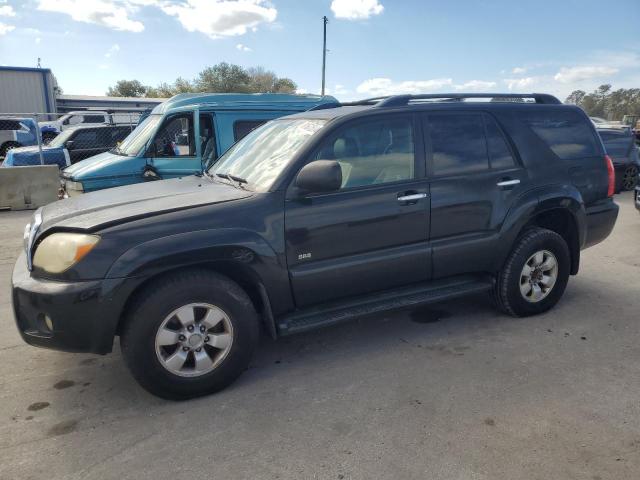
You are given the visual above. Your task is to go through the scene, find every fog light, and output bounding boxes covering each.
[44,315,53,332]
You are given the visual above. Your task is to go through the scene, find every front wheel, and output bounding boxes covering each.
[121,270,259,400]
[494,228,570,317]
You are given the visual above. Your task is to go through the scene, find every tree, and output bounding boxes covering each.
[195,62,251,93]
[107,79,148,97]
[565,85,640,120]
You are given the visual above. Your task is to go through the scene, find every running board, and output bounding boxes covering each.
[277,275,494,336]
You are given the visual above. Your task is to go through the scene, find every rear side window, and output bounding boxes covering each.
[484,115,516,169]
[83,115,106,124]
[519,109,599,159]
[72,130,98,146]
[234,120,267,141]
[427,113,488,176]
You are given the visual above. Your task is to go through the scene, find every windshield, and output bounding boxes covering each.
[113,114,163,156]
[209,119,326,192]
[48,128,77,147]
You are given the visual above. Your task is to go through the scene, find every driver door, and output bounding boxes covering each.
[147,111,201,178]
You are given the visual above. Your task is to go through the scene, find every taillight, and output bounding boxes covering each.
[605,154,615,197]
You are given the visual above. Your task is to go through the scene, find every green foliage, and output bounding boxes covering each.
[565,85,640,120]
[106,63,298,98]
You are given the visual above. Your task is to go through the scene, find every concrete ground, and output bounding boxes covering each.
[0,193,638,480]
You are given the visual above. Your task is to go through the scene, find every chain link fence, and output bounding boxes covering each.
[0,111,141,167]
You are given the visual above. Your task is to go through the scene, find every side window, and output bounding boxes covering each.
[427,114,488,176]
[71,130,97,147]
[484,114,516,169]
[83,115,106,124]
[199,113,216,162]
[519,109,599,159]
[0,119,21,131]
[234,120,267,141]
[152,114,194,157]
[314,116,415,189]
[68,115,83,126]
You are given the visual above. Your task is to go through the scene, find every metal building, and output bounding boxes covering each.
[0,66,57,114]
[56,94,164,113]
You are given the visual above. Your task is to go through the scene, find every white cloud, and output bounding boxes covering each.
[0,5,15,16]
[553,65,618,84]
[105,43,120,58]
[356,77,453,96]
[502,77,537,90]
[454,80,497,91]
[512,67,526,74]
[37,0,145,32]
[236,43,252,52]
[331,0,383,20]
[160,0,277,38]
[0,21,14,35]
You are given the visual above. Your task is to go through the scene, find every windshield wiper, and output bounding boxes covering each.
[215,172,249,188]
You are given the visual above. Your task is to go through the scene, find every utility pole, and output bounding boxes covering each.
[321,16,328,96]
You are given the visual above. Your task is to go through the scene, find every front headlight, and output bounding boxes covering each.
[65,180,84,192]
[33,233,100,273]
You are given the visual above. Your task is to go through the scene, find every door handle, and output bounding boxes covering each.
[397,193,428,202]
[496,179,520,187]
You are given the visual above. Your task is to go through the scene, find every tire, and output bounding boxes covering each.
[120,269,259,400]
[621,165,638,191]
[494,227,570,317]
[0,141,20,158]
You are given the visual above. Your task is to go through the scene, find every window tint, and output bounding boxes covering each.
[71,130,97,146]
[234,120,267,141]
[428,114,488,176]
[484,115,516,169]
[519,109,599,159]
[0,119,22,131]
[314,116,415,189]
[152,114,194,157]
[83,115,106,124]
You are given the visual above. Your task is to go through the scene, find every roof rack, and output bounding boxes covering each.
[375,93,561,108]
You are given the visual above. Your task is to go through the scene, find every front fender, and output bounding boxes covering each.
[105,227,294,315]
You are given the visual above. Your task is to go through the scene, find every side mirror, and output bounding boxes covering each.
[64,140,74,150]
[295,160,342,194]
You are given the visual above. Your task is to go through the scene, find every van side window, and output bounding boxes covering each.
[152,114,194,157]
[519,110,599,159]
[313,116,415,189]
[234,120,267,141]
[484,115,516,169]
[83,115,106,124]
[427,114,488,176]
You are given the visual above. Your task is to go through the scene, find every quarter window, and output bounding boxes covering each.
[314,116,415,189]
[519,110,599,159]
[427,114,488,176]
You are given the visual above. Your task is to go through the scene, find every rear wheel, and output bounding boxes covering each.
[121,270,259,400]
[621,165,638,191]
[494,228,570,317]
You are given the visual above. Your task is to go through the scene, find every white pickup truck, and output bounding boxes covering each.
[39,111,138,143]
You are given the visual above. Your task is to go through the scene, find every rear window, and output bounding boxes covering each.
[519,109,599,159]
[233,120,267,141]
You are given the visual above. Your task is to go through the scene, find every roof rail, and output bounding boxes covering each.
[375,93,561,108]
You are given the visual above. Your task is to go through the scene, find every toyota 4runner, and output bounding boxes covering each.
[12,93,619,399]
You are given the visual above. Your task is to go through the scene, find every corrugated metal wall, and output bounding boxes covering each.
[0,68,56,114]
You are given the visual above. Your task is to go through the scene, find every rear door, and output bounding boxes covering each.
[285,113,431,307]
[423,111,529,278]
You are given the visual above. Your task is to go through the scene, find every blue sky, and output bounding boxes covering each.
[1,0,639,101]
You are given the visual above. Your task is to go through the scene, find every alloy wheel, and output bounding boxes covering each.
[519,250,558,303]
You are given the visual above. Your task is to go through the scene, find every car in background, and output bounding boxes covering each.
[2,125,133,169]
[0,117,38,158]
[38,111,138,143]
[598,127,639,191]
[59,93,338,196]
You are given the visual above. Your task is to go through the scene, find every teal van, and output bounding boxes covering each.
[60,93,337,195]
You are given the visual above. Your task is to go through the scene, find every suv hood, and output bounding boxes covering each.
[39,175,252,232]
